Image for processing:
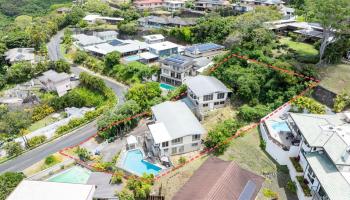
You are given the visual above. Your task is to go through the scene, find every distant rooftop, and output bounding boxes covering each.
[7,180,95,200]
[73,34,105,46]
[39,70,70,83]
[142,34,165,41]
[160,55,194,68]
[173,157,264,200]
[185,75,231,96]
[5,48,35,63]
[148,41,179,51]
[83,14,124,21]
[185,43,224,55]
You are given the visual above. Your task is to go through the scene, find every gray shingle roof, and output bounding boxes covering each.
[185,75,231,96]
[151,101,205,140]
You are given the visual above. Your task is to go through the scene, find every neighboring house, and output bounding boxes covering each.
[164,0,185,11]
[232,3,254,13]
[133,0,164,10]
[280,5,295,19]
[173,157,264,200]
[84,39,149,57]
[185,75,231,116]
[83,14,124,24]
[159,55,196,86]
[148,41,179,57]
[138,15,196,28]
[142,34,165,44]
[240,0,284,6]
[145,101,206,157]
[193,56,214,73]
[93,31,119,41]
[72,34,105,49]
[7,180,95,200]
[56,7,71,14]
[184,43,225,58]
[260,112,350,200]
[5,48,36,64]
[38,70,76,97]
[194,0,231,11]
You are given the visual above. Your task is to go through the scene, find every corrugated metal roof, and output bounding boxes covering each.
[185,75,230,96]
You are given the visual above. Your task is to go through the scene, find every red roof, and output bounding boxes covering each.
[172,157,264,200]
[134,0,163,4]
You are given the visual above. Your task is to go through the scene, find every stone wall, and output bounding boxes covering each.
[311,86,337,108]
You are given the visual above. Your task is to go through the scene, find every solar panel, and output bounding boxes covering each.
[185,43,223,54]
[109,39,124,46]
[238,180,256,200]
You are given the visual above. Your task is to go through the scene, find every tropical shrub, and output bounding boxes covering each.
[333,92,350,112]
[32,104,55,121]
[75,147,91,161]
[27,135,47,148]
[4,142,23,157]
[291,96,326,114]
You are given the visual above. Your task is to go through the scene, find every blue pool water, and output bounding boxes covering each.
[47,166,91,184]
[123,149,161,176]
[124,55,141,62]
[160,83,175,91]
[271,121,291,132]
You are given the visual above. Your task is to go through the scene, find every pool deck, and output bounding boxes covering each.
[265,119,293,147]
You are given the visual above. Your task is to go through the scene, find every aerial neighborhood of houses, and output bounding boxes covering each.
[0,0,350,200]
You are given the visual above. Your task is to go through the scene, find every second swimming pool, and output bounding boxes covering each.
[47,166,91,184]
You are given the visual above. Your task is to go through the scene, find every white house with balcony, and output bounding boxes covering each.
[38,70,78,97]
[164,0,185,11]
[184,75,231,117]
[260,112,350,200]
[145,101,206,158]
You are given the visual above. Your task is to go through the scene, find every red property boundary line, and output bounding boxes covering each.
[59,52,321,182]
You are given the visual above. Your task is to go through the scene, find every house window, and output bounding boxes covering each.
[171,147,177,154]
[214,102,219,106]
[220,101,225,104]
[307,166,315,184]
[203,103,208,107]
[179,146,184,153]
[192,134,200,141]
[163,148,169,153]
[162,69,169,75]
[203,94,213,101]
[172,137,183,145]
[192,143,198,147]
[217,93,225,99]
[162,141,169,147]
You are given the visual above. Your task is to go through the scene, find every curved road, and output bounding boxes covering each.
[0,31,126,173]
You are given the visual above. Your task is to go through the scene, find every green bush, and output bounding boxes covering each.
[0,172,25,200]
[237,104,271,122]
[27,135,47,148]
[296,176,312,196]
[286,180,297,194]
[111,170,124,184]
[333,92,350,112]
[32,104,55,121]
[178,156,187,165]
[117,189,135,200]
[262,188,278,198]
[45,155,57,165]
[75,147,91,161]
[291,97,326,114]
[4,142,23,157]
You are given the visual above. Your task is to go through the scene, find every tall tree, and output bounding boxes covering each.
[305,0,350,64]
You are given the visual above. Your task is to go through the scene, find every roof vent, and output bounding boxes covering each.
[328,126,334,130]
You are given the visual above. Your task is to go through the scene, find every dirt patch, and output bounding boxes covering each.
[201,106,237,131]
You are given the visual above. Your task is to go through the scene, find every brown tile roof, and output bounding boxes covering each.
[172,157,264,200]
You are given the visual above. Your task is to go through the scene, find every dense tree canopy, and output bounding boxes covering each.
[0,172,25,200]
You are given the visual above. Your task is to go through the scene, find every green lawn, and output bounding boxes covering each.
[280,37,319,58]
[27,114,61,132]
[220,128,298,200]
[318,63,350,94]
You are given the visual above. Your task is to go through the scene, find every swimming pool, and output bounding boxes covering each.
[271,121,291,132]
[47,166,91,184]
[124,55,141,62]
[160,83,175,91]
[123,149,161,176]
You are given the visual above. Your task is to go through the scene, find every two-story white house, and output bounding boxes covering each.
[184,75,231,117]
[260,112,350,200]
[142,34,165,44]
[145,101,206,158]
[38,70,77,97]
[159,55,196,86]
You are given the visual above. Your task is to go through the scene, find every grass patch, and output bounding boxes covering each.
[27,114,61,132]
[280,37,318,58]
[23,153,64,177]
[201,106,237,131]
[318,63,350,94]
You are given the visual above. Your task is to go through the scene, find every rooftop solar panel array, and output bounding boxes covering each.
[185,43,224,54]
[108,39,124,46]
[165,55,187,64]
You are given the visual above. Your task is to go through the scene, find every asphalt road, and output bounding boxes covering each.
[0,31,126,173]
[0,121,98,172]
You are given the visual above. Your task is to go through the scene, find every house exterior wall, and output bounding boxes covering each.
[164,2,184,11]
[187,88,229,115]
[184,50,224,58]
[150,47,178,57]
[134,2,164,10]
[153,134,202,157]
[160,63,195,86]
